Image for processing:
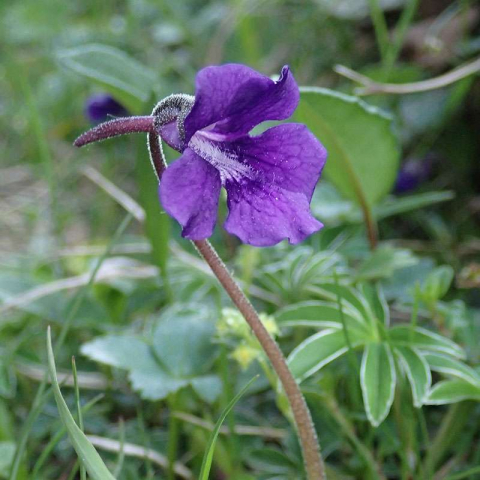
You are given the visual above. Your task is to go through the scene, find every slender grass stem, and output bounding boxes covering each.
[167,393,181,480]
[384,0,419,73]
[367,0,390,63]
[423,403,475,478]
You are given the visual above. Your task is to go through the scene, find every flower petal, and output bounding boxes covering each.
[184,64,299,142]
[230,123,327,201]
[224,181,323,247]
[159,149,221,239]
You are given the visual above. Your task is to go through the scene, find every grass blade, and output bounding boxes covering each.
[198,376,258,480]
[46,328,116,480]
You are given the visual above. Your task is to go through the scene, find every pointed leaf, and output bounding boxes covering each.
[288,329,354,382]
[58,44,156,113]
[425,379,480,405]
[275,301,365,330]
[47,329,116,480]
[423,353,480,386]
[395,346,431,407]
[360,343,396,427]
[389,325,464,358]
[296,88,399,206]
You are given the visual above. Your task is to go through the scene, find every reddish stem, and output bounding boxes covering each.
[74,116,155,147]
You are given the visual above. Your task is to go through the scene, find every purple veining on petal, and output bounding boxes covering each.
[224,181,323,247]
[159,149,221,239]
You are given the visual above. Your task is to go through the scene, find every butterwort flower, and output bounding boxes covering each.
[159,64,327,246]
[74,64,327,247]
[394,155,433,194]
[85,93,128,124]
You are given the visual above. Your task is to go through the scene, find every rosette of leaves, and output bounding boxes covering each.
[81,304,221,402]
[279,283,480,427]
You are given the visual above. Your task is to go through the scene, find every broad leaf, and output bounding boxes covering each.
[288,329,353,382]
[58,44,156,113]
[296,88,399,206]
[389,325,464,359]
[425,379,480,405]
[47,329,116,480]
[360,343,396,427]
[395,346,431,407]
[81,335,156,371]
[81,305,220,402]
[153,305,218,377]
[423,353,480,386]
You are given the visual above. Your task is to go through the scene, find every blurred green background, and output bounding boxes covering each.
[1,0,480,479]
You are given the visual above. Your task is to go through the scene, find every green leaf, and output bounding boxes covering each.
[389,325,464,358]
[296,88,399,206]
[199,376,257,480]
[418,266,455,303]
[425,379,480,405]
[81,328,222,402]
[288,329,353,382]
[153,305,218,377]
[275,300,366,330]
[360,343,396,427]
[81,335,157,371]
[423,353,480,386]
[57,44,156,113]
[314,283,372,321]
[128,369,188,401]
[247,448,298,474]
[46,328,116,480]
[374,191,455,220]
[360,283,389,326]
[356,247,418,281]
[0,441,15,478]
[395,346,431,408]
[191,376,223,404]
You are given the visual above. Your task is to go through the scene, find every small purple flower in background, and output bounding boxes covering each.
[159,64,327,247]
[85,93,128,124]
[394,155,434,194]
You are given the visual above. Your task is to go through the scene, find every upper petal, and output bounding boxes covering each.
[184,64,299,142]
[159,148,221,240]
[224,180,323,247]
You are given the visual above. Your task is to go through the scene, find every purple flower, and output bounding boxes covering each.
[85,93,128,124]
[394,156,433,194]
[159,64,327,247]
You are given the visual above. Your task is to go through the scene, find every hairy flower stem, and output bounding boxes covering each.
[193,240,325,479]
[147,131,325,480]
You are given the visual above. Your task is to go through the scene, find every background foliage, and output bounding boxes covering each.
[1,0,479,479]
